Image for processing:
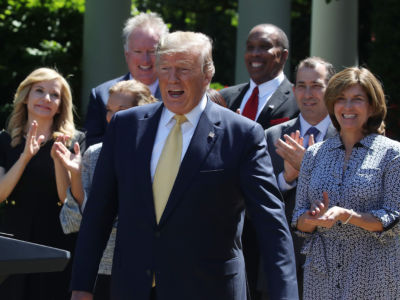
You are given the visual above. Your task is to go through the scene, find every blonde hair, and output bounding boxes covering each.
[156,31,215,79]
[7,67,76,147]
[324,67,386,135]
[108,80,157,106]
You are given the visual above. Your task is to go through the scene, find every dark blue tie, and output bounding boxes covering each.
[305,127,320,148]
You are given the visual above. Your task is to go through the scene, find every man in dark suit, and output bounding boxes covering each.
[84,12,168,146]
[220,24,299,130]
[262,57,337,299]
[70,31,298,300]
[220,24,299,299]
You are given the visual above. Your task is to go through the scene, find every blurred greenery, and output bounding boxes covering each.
[0,0,400,138]
[0,0,84,127]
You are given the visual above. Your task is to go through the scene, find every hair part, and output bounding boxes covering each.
[7,67,76,147]
[295,56,336,84]
[108,79,157,106]
[122,12,169,51]
[156,31,215,79]
[324,66,386,135]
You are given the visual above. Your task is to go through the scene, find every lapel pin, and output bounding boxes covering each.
[208,132,215,139]
[268,105,275,109]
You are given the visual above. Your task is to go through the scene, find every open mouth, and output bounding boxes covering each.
[250,62,263,68]
[342,114,356,119]
[139,65,152,70]
[168,90,184,98]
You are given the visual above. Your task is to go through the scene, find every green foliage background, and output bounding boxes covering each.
[0,0,399,138]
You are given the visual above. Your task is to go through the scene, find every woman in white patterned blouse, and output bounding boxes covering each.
[293,67,400,299]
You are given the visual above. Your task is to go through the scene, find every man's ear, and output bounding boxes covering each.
[281,49,289,63]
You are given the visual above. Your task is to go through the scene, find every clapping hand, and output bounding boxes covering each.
[304,192,347,228]
[275,130,314,171]
[22,120,45,161]
[53,140,82,176]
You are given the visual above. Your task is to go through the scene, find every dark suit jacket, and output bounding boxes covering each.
[70,100,298,300]
[220,77,299,130]
[83,73,161,147]
[261,117,337,293]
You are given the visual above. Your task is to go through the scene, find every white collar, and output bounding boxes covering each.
[249,72,284,97]
[160,94,207,128]
[299,113,331,137]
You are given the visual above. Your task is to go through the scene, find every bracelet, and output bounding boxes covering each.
[343,209,354,225]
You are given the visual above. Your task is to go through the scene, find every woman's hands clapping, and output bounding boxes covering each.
[21,120,45,162]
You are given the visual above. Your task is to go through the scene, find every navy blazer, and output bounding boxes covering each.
[71,100,298,300]
[220,77,299,130]
[83,73,161,147]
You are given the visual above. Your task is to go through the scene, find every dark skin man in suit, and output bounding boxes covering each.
[220,24,300,300]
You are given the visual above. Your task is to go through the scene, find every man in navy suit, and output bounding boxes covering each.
[70,31,298,300]
[84,12,168,146]
[219,24,299,300]
[262,57,337,299]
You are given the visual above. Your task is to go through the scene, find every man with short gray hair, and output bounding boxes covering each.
[84,12,168,146]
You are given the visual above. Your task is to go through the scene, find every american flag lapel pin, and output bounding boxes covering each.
[208,132,215,139]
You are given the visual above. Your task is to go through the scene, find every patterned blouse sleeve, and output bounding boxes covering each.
[369,153,400,239]
[291,146,317,238]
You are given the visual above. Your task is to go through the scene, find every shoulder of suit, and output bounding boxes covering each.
[219,82,249,95]
[93,73,130,92]
[116,101,162,120]
[265,118,297,136]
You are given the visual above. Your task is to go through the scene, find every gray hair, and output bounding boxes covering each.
[122,12,169,51]
[156,31,215,78]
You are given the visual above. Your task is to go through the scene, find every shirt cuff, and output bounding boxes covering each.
[278,171,297,192]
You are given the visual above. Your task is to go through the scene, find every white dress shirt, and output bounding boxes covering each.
[277,114,332,192]
[150,95,207,180]
[239,72,284,120]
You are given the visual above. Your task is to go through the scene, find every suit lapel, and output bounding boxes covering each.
[158,100,222,226]
[135,104,163,226]
[230,83,250,111]
[281,118,300,137]
[257,78,292,127]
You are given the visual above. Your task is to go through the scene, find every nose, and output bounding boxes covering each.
[44,93,51,102]
[304,86,313,98]
[344,99,354,108]
[167,68,179,83]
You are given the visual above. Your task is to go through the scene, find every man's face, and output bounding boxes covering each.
[244,26,287,85]
[125,28,160,85]
[294,64,329,125]
[157,50,211,115]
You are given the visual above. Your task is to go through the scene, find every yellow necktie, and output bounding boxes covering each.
[153,115,187,224]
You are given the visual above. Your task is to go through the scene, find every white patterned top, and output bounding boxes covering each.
[292,133,400,300]
[59,142,117,275]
